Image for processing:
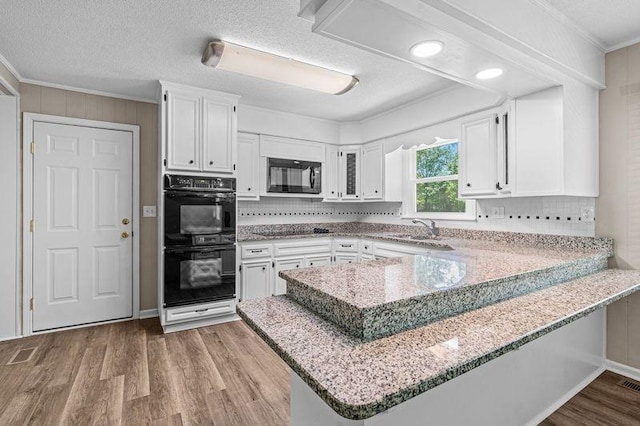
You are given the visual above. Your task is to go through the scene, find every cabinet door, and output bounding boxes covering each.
[362,142,383,200]
[496,101,515,195]
[274,257,304,296]
[324,145,340,200]
[340,148,361,200]
[241,261,271,300]
[203,97,235,174]
[459,114,497,197]
[335,254,358,264]
[237,133,259,200]
[306,255,332,268]
[167,91,201,171]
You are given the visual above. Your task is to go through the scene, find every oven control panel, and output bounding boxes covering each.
[192,234,236,246]
[165,174,236,191]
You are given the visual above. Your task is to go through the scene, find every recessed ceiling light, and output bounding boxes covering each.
[410,41,444,58]
[201,40,358,95]
[475,68,504,80]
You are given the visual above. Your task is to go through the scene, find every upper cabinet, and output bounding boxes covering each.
[459,114,497,197]
[161,81,239,175]
[459,86,598,199]
[237,132,260,200]
[362,141,383,200]
[339,146,361,200]
[324,145,340,201]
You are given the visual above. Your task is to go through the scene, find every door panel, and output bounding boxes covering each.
[460,115,497,197]
[241,261,271,300]
[203,98,234,173]
[167,92,200,171]
[274,257,304,296]
[32,122,133,331]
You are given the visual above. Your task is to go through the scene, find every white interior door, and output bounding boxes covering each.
[32,122,133,331]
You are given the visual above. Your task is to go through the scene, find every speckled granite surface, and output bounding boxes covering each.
[237,269,640,420]
[237,222,613,254]
[283,247,609,340]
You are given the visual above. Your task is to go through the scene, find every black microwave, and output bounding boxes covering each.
[267,158,321,194]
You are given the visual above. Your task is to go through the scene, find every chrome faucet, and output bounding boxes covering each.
[412,219,439,237]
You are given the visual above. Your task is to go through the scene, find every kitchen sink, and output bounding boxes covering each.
[387,233,437,241]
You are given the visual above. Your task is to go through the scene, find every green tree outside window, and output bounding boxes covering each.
[414,142,466,213]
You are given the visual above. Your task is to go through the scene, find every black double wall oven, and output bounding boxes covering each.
[163,175,236,308]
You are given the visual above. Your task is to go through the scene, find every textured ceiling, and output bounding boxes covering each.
[0,0,456,121]
[541,0,640,50]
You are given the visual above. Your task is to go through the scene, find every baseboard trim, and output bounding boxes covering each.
[525,365,606,426]
[0,335,22,343]
[605,359,640,382]
[139,308,159,319]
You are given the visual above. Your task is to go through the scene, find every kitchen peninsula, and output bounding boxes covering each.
[237,226,640,425]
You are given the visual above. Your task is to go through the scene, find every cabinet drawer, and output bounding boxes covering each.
[361,240,374,254]
[241,243,273,259]
[274,238,332,257]
[374,241,427,257]
[165,299,235,324]
[333,238,359,252]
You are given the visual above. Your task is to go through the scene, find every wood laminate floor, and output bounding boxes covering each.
[541,371,640,425]
[2,318,640,426]
[0,319,290,425]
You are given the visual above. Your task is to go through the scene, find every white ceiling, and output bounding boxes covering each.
[541,0,640,50]
[0,0,456,121]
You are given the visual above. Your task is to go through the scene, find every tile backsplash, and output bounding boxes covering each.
[239,196,596,236]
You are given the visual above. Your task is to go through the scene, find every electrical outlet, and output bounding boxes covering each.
[143,205,157,218]
[490,206,505,219]
[581,207,595,221]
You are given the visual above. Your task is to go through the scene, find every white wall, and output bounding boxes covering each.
[238,104,341,144]
[0,95,18,339]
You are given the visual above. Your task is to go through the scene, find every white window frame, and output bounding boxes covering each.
[403,140,476,221]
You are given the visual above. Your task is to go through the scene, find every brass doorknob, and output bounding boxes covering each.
[122,218,130,225]
[121,231,130,239]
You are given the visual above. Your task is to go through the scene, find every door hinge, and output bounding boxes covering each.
[29,220,35,232]
[29,298,34,311]
[163,159,167,167]
[233,164,236,171]
[239,264,242,272]
[233,105,236,112]
[30,142,36,155]
[272,261,275,268]
[340,151,343,157]
[163,94,167,102]
[495,116,499,125]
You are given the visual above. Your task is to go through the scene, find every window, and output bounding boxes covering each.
[406,140,475,220]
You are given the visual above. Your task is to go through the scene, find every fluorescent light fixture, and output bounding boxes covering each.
[201,40,358,95]
[410,41,444,58]
[475,68,503,80]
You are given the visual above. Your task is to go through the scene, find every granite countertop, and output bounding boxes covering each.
[237,269,640,420]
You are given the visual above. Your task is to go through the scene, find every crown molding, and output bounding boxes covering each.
[606,35,640,53]
[0,52,21,81]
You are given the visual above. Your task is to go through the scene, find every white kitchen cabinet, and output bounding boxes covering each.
[274,257,304,296]
[324,145,340,201]
[306,255,332,267]
[339,147,361,200]
[203,97,236,174]
[237,133,260,200]
[335,254,358,264]
[241,260,272,301]
[459,113,498,197]
[362,141,384,200]
[166,90,201,171]
[161,81,239,175]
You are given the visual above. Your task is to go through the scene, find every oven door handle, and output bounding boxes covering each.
[166,191,235,199]
[310,168,315,189]
[165,245,236,254]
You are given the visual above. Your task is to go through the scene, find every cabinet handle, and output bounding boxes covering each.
[310,262,314,266]
[466,183,471,187]
[189,160,194,164]
[209,161,214,165]
[262,266,266,271]
[195,308,209,313]
[296,265,299,268]
[248,187,251,191]
[496,182,503,191]
[250,249,263,253]
[375,190,378,193]
[356,195,359,198]
[331,191,335,194]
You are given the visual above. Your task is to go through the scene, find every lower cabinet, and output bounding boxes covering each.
[274,257,305,296]
[335,254,358,264]
[241,260,272,300]
[306,255,332,267]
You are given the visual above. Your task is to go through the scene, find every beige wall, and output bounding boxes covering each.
[597,42,640,368]
[19,83,159,311]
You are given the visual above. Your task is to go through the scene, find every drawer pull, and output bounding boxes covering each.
[195,308,209,313]
[341,244,352,248]
[251,249,263,253]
